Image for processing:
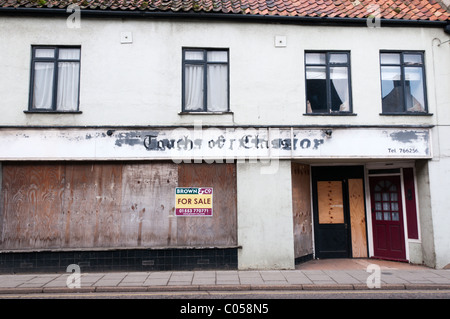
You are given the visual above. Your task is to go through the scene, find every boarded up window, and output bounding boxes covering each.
[0,162,237,251]
[317,181,344,224]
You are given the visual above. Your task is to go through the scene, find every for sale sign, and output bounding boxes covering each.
[175,187,213,216]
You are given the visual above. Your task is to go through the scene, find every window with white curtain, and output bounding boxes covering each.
[380,51,427,114]
[305,51,352,114]
[29,46,81,112]
[183,49,229,112]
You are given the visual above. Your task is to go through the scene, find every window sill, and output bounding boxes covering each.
[379,113,433,116]
[24,110,82,114]
[303,113,357,116]
[178,111,233,115]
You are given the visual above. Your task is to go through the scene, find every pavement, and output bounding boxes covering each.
[0,258,449,295]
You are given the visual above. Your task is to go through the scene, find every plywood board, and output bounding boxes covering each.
[348,178,368,258]
[1,162,237,251]
[1,164,65,250]
[62,163,124,248]
[317,181,344,224]
[120,163,177,247]
[291,163,313,258]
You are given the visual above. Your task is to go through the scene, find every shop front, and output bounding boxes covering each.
[0,126,432,271]
[301,162,421,264]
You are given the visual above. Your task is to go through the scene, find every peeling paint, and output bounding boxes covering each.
[390,130,422,144]
[0,128,432,160]
[114,131,157,147]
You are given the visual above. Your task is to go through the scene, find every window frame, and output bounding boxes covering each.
[379,50,428,115]
[304,51,353,115]
[181,48,230,113]
[28,45,82,113]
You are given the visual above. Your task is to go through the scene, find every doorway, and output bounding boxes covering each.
[369,175,407,261]
[312,166,367,259]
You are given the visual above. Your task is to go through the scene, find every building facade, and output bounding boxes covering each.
[0,0,449,272]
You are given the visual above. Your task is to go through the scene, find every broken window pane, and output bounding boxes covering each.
[381,66,403,113]
[380,53,400,64]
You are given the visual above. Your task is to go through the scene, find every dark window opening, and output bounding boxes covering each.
[305,52,352,114]
[380,52,427,114]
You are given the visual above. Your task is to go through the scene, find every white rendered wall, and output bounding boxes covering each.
[0,16,446,129]
[424,37,450,269]
[237,160,295,269]
[428,138,450,269]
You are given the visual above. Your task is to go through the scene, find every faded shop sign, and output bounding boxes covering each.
[0,127,431,160]
[116,127,431,160]
[175,187,213,216]
[125,127,326,160]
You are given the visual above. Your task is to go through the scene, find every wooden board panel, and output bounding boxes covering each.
[348,178,368,258]
[317,181,344,224]
[120,163,177,247]
[63,164,94,248]
[63,163,123,248]
[1,163,65,250]
[1,162,236,251]
[177,163,237,246]
[93,164,123,247]
[291,163,313,259]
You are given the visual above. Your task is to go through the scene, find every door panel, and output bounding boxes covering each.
[313,179,350,258]
[319,225,349,254]
[375,224,387,250]
[370,176,406,261]
[390,225,403,251]
[312,166,366,259]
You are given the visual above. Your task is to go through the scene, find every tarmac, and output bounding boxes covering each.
[0,258,449,295]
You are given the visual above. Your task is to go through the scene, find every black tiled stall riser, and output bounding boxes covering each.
[0,248,238,273]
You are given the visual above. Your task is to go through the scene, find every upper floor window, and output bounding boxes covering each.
[29,46,81,112]
[182,48,229,112]
[380,52,427,114]
[305,51,352,114]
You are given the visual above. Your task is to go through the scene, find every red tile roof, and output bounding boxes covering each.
[0,0,449,21]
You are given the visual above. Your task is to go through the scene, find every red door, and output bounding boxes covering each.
[369,176,407,261]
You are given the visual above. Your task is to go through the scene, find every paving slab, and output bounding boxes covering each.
[143,278,170,286]
[0,259,449,295]
[260,271,287,282]
[192,278,216,285]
